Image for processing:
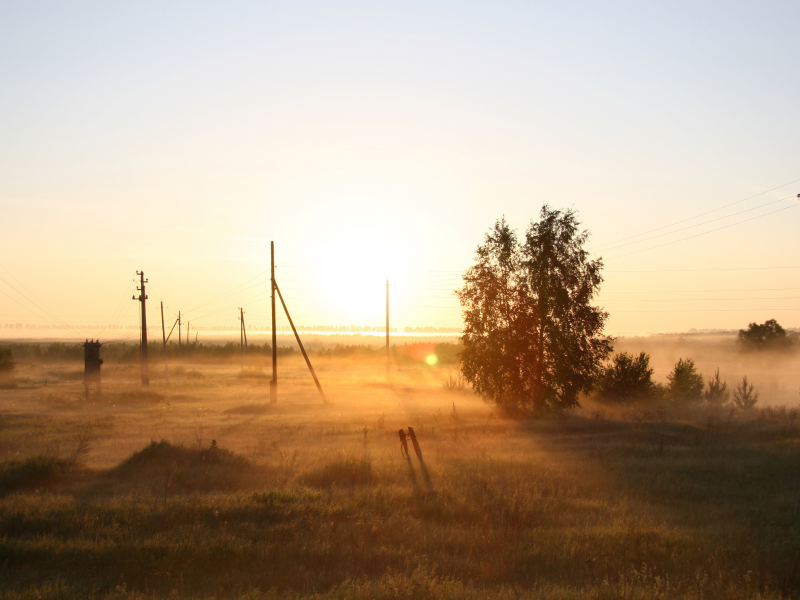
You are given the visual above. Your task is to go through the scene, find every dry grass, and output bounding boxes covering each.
[0,347,799,599]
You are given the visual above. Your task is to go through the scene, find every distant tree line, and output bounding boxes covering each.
[0,341,462,366]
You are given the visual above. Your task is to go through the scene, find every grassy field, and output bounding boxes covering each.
[2,349,800,599]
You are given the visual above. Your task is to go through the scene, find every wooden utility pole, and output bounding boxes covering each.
[177,311,182,364]
[270,241,277,403]
[239,307,245,370]
[133,271,150,386]
[386,278,390,377]
[242,309,249,366]
[274,280,328,404]
[160,300,168,380]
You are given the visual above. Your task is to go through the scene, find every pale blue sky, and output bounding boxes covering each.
[1,1,799,336]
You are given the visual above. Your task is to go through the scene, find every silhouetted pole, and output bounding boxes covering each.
[274,280,328,404]
[133,271,150,386]
[177,311,182,364]
[160,300,169,380]
[239,307,245,370]
[386,279,390,377]
[242,309,249,367]
[270,241,277,403]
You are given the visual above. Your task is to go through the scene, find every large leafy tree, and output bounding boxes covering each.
[457,207,612,416]
[737,319,793,352]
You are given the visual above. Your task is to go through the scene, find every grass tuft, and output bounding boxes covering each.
[301,453,372,488]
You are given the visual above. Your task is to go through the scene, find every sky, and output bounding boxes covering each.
[1,0,799,340]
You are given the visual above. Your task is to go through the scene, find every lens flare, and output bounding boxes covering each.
[425,353,439,366]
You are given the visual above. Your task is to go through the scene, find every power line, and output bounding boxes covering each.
[593,195,796,253]
[613,308,799,313]
[603,296,800,303]
[601,286,800,294]
[606,265,800,273]
[592,176,800,249]
[607,203,800,260]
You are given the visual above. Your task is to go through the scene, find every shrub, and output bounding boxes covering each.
[0,347,15,373]
[667,358,704,403]
[595,352,658,404]
[733,375,760,410]
[442,370,469,392]
[302,454,372,488]
[704,368,730,405]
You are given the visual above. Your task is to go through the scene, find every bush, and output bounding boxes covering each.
[0,347,15,373]
[704,368,730,405]
[733,375,760,410]
[442,370,469,392]
[667,358,703,403]
[595,352,658,404]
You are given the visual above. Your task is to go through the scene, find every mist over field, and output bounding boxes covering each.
[3,0,800,598]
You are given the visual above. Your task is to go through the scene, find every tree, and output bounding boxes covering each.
[596,352,658,404]
[737,319,792,352]
[732,375,759,410]
[704,368,730,405]
[457,208,612,416]
[667,358,703,403]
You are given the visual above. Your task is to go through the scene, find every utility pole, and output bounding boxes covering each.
[274,280,328,404]
[186,322,190,364]
[241,308,249,367]
[386,278,390,377]
[160,300,168,380]
[270,241,277,403]
[177,311,182,364]
[239,307,244,370]
[132,271,149,386]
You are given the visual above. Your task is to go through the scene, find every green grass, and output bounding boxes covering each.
[1,358,800,599]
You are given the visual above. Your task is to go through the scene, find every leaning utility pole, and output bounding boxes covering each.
[386,278,390,377]
[132,271,150,386]
[274,280,328,404]
[239,307,245,370]
[160,300,168,380]
[241,308,249,367]
[270,241,277,403]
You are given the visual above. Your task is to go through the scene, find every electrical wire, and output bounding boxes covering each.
[607,203,800,260]
[593,195,797,252]
[591,176,800,249]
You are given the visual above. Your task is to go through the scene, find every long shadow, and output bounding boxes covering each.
[407,427,434,494]
[524,414,800,595]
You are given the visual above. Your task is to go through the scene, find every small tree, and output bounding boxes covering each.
[667,358,703,403]
[732,375,759,410]
[737,319,793,352]
[0,347,15,374]
[704,368,729,405]
[596,352,657,404]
